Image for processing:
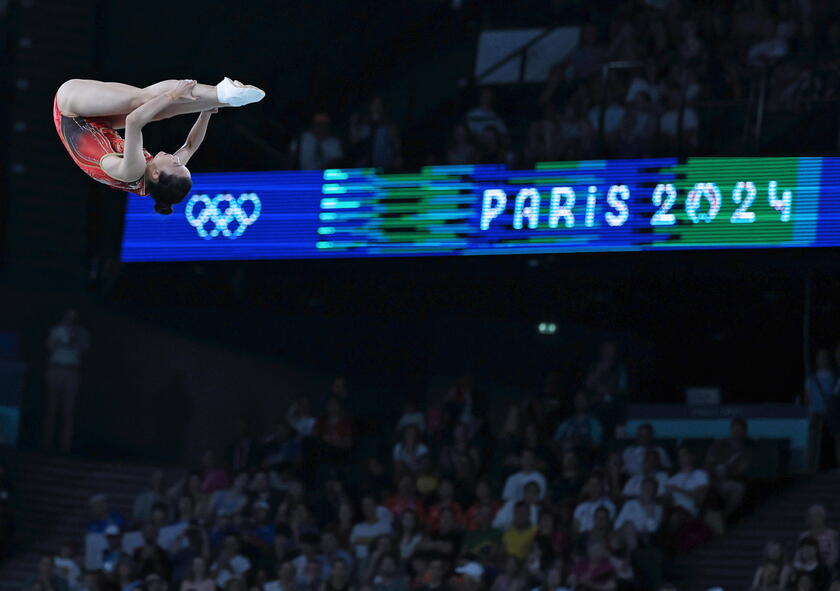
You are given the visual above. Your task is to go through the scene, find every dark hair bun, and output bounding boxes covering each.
[154,202,174,215]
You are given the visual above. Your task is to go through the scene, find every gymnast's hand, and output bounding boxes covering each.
[166,79,198,101]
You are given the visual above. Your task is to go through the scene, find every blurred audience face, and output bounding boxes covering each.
[636,424,653,445]
[593,507,611,532]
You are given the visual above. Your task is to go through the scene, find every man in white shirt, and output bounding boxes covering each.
[622,424,672,476]
[493,481,542,530]
[291,113,344,170]
[666,446,709,517]
[502,450,547,501]
[44,308,90,454]
[615,478,663,550]
[349,494,392,559]
[623,450,669,498]
[211,535,252,588]
[573,476,617,533]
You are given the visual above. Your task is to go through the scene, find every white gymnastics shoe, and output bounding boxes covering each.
[216,77,266,107]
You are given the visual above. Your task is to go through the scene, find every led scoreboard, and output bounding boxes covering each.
[121,157,840,262]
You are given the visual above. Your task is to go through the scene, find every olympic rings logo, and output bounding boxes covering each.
[184,193,261,240]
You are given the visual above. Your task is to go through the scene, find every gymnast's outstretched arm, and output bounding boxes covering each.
[174,108,216,165]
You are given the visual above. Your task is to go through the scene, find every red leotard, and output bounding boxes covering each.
[53,95,152,195]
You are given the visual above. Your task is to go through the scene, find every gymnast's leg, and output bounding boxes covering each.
[56,78,241,119]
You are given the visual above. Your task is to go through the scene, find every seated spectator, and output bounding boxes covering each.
[428,479,466,530]
[199,450,230,494]
[799,505,839,571]
[292,532,327,580]
[490,556,527,591]
[286,399,317,439]
[385,475,426,521]
[398,509,425,563]
[210,535,252,589]
[132,471,166,527]
[86,493,126,534]
[351,495,393,559]
[25,556,70,591]
[52,546,81,591]
[462,505,502,564]
[264,561,297,591]
[575,506,614,555]
[418,506,462,562]
[465,87,508,138]
[290,113,345,171]
[529,512,566,574]
[626,62,665,105]
[447,125,478,166]
[791,537,831,591]
[393,425,429,476]
[415,558,449,591]
[622,450,669,499]
[360,535,394,584]
[396,399,426,433]
[465,479,500,531]
[180,556,215,591]
[749,540,793,591]
[502,450,547,502]
[552,392,603,449]
[501,502,538,560]
[553,100,595,161]
[316,398,354,464]
[322,557,353,591]
[568,541,617,591]
[494,481,542,531]
[171,527,210,585]
[102,524,125,573]
[551,449,585,505]
[349,95,403,172]
[208,473,249,519]
[241,500,276,552]
[297,557,324,591]
[666,446,709,518]
[623,424,671,477]
[531,565,565,591]
[573,476,617,534]
[261,422,301,470]
[134,523,172,581]
[372,554,410,591]
[705,418,753,518]
[586,83,627,144]
[320,530,354,580]
[614,478,663,551]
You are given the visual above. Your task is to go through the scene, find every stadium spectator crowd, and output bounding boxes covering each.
[283,0,840,172]
[21,341,811,591]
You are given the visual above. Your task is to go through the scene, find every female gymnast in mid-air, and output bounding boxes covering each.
[53,77,265,214]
